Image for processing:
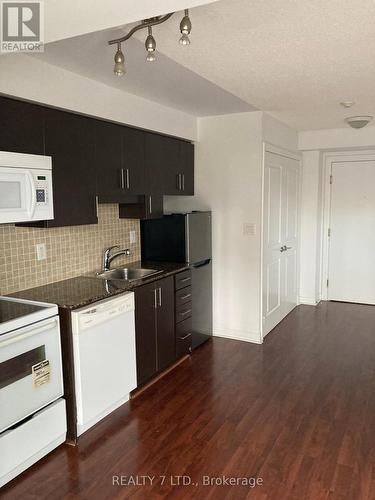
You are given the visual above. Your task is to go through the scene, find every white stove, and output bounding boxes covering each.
[0,296,67,488]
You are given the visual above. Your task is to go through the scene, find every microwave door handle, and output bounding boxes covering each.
[26,171,37,217]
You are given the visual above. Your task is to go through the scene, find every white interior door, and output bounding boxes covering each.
[328,160,375,304]
[263,151,299,336]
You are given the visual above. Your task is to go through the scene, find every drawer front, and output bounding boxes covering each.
[175,270,192,291]
[176,318,192,358]
[175,286,192,308]
[176,302,192,323]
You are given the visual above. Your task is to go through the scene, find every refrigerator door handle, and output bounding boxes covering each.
[191,258,211,269]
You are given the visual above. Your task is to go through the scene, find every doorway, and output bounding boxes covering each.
[262,146,300,337]
[325,154,375,304]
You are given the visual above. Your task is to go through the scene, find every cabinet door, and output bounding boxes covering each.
[0,97,44,155]
[44,109,97,227]
[156,276,175,371]
[179,141,194,195]
[144,132,177,195]
[135,282,157,386]
[95,120,125,203]
[122,127,145,195]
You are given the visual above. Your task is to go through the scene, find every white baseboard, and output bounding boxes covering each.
[299,297,320,306]
[213,326,263,344]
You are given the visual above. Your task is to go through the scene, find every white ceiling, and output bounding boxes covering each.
[148,0,375,130]
[31,29,254,117]
[33,0,375,130]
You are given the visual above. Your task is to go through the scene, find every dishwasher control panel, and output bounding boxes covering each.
[71,292,135,332]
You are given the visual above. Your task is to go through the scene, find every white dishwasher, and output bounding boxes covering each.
[71,292,136,436]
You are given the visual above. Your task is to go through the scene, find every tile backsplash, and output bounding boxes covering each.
[0,204,140,295]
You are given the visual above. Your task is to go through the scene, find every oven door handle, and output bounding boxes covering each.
[0,318,58,346]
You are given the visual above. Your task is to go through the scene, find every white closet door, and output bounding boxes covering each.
[328,160,375,304]
[263,151,299,336]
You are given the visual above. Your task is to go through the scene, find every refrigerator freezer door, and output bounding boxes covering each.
[186,212,212,264]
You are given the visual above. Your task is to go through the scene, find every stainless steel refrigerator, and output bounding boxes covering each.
[141,211,212,348]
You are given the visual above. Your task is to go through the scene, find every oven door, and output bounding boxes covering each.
[0,167,36,224]
[0,316,64,433]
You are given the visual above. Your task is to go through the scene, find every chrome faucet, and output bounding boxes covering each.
[103,245,131,271]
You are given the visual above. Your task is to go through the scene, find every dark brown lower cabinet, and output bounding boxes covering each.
[135,276,175,386]
[174,270,193,357]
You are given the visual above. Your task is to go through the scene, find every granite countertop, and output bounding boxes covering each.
[9,261,189,310]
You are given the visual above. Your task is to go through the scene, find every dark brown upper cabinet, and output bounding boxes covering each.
[178,141,194,195]
[95,121,145,203]
[0,96,44,155]
[30,109,98,228]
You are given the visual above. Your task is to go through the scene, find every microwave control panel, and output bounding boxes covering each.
[34,175,49,205]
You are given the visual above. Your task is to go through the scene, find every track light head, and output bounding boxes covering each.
[145,26,156,52]
[180,9,192,35]
[113,43,125,76]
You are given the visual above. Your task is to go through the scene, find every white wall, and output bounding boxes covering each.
[263,113,298,152]
[165,111,298,343]
[299,151,322,305]
[298,127,375,305]
[166,111,264,342]
[0,54,197,140]
[299,126,375,151]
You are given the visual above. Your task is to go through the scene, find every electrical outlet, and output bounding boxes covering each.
[36,243,47,261]
[130,230,136,244]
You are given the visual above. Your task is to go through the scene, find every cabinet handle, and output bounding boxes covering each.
[154,289,158,309]
[180,277,191,283]
[182,173,185,191]
[176,174,181,190]
[149,195,152,214]
[158,287,162,307]
[179,333,192,340]
[120,168,125,189]
[180,293,191,300]
[180,309,191,317]
[126,168,130,189]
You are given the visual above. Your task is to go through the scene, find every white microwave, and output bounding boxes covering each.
[0,151,54,224]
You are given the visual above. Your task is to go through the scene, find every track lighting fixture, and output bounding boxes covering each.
[113,43,125,76]
[179,9,191,45]
[108,8,192,76]
[145,26,156,53]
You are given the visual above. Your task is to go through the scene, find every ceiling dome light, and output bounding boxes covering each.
[145,26,156,52]
[180,9,191,35]
[113,43,125,76]
[179,33,191,46]
[345,116,373,129]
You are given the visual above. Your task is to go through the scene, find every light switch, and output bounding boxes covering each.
[36,243,47,261]
[243,223,256,236]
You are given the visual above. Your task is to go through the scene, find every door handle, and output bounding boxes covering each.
[158,287,162,307]
[182,173,185,191]
[285,246,292,250]
[149,195,152,215]
[154,289,158,309]
[120,168,125,189]
[280,246,286,252]
[177,174,182,190]
[126,168,130,189]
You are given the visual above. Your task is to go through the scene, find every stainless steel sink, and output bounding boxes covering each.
[94,267,161,282]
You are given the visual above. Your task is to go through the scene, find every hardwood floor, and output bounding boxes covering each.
[2,302,375,499]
